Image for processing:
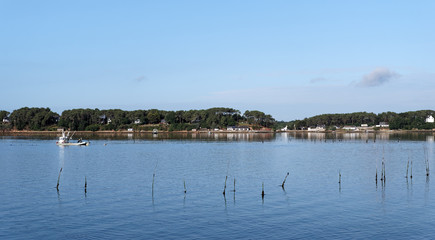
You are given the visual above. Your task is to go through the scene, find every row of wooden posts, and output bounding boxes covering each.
[55,169,290,198]
[55,159,429,195]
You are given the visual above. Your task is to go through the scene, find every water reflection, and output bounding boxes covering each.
[57,146,65,197]
[282,131,435,142]
[428,136,434,175]
[58,145,65,169]
[1,131,434,142]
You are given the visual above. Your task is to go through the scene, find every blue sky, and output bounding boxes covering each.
[1,1,434,120]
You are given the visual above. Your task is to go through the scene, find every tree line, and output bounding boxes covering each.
[276,110,435,130]
[2,107,434,131]
[0,107,275,131]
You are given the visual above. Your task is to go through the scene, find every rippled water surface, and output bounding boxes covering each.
[1,132,435,239]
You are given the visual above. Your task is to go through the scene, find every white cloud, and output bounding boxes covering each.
[357,68,400,87]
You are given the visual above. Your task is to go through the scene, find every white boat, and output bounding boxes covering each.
[56,130,89,146]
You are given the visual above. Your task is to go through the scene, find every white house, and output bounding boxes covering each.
[342,126,358,131]
[308,126,325,132]
[361,124,368,127]
[426,115,434,123]
[2,117,9,123]
[134,119,141,124]
[227,126,250,131]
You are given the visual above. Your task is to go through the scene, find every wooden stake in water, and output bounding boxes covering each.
[424,146,430,177]
[232,178,236,192]
[410,161,413,179]
[152,173,155,196]
[282,172,289,188]
[223,160,230,195]
[152,161,158,196]
[381,146,385,182]
[261,182,265,198]
[338,170,341,184]
[223,176,227,195]
[56,168,63,191]
[375,168,378,185]
[406,160,409,178]
[84,176,87,193]
[184,179,186,194]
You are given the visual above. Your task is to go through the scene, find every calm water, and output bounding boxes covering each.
[1,132,435,239]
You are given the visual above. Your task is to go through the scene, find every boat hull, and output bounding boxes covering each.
[56,142,89,146]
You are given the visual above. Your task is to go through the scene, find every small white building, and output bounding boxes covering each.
[379,122,389,128]
[227,126,250,131]
[361,124,368,127]
[308,126,325,132]
[2,117,10,123]
[426,115,434,123]
[342,126,358,131]
[134,119,141,124]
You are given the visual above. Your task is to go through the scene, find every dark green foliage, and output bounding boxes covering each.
[0,124,12,131]
[9,107,58,130]
[54,107,271,131]
[301,112,377,127]
[85,124,100,132]
[100,123,116,131]
[59,108,101,131]
[147,109,161,124]
[0,110,9,120]
[164,112,176,124]
[164,108,246,130]
[8,106,433,131]
[244,110,275,128]
[388,110,435,130]
[0,110,11,131]
[4,107,270,131]
[285,110,435,130]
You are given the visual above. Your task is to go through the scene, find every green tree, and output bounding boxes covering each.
[0,110,9,120]
[147,109,161,124]
[244,110,275,127]
[10,107,58,130]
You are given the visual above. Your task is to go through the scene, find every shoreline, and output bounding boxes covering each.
[0,129,275,135]
[1,129,434,135]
